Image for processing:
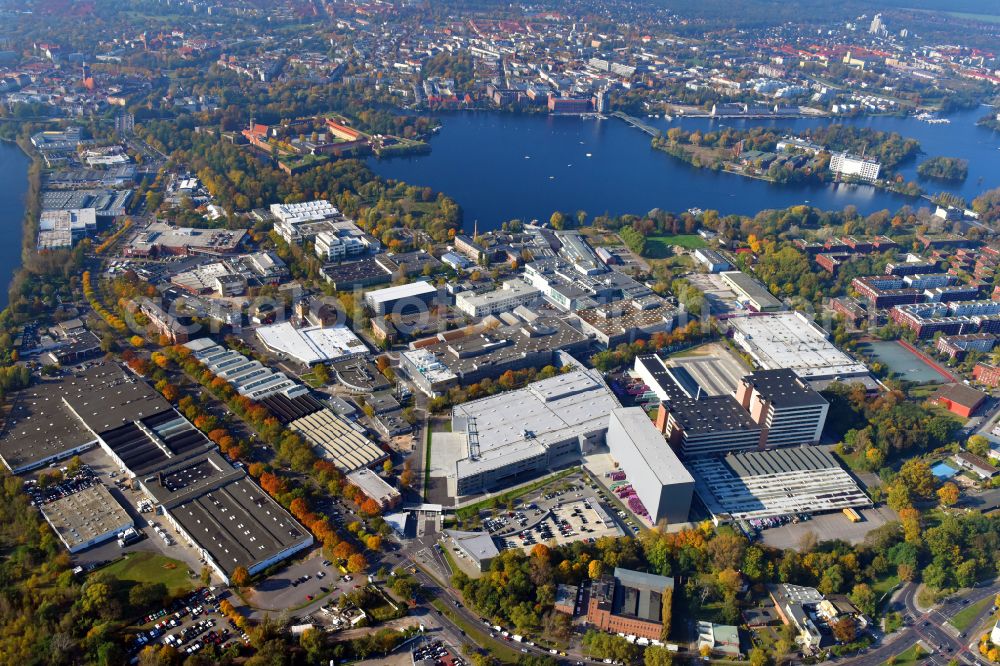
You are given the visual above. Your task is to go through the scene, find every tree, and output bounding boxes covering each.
[588,560,604,580]
[644,645,674,666]
[382,459,394,475]
[347,553,368,573]
[937,482,960,507]
[201,566,212,586]
[832,616,857,643]
[896,459,937,501]
[550,211,566,230]
[967,435,990,458]
[749,647,771,666]
[129,582,167,610]
[849,583,876,617]
[232,565,250,587]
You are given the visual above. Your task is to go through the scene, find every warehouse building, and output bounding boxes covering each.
[445,368,620,496]
[39,484,133,553]
[287,407,387,472]
[687,446,870,522]
[606,408,694,525]
[364,281,439,316]
[3,362,312,582]
[347,468,401,510]
[720,271,783,312]
[573,300,676,349]
[587,567,673,641]
[126,222,246,257]
[256,321,369,366]
[728,312,877,391]
[185,338,308,400]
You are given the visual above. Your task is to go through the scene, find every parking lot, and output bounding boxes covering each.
[494,499,622,552]
[129,587,242,660]
[412,637,465,666]
[248,552,364,615]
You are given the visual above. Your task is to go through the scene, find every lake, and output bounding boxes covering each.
[370,106,1000,231]
[0,139,28,309]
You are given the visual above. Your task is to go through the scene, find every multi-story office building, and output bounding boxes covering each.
[454,280,540,317]
[734,369,828,448]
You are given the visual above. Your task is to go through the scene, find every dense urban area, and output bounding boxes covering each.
[0,1,999,666]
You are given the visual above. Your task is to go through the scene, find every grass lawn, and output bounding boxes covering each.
[455,467,579,520]
[950,596,993,633]
[887,643,926,666]
[97,552,194,597]
[644,234,707,258]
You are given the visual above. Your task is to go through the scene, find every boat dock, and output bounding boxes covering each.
[612,111,661,137]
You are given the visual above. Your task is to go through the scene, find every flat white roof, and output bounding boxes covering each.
[729,312,869,380]
[256,321,369,365]
[365,280,437,305]
[453,368,620,477]
[609,407,694,486]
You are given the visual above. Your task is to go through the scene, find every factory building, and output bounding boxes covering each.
[606,408,694,525]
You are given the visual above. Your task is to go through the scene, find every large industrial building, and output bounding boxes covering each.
[126,222,247,257]
[255,321,369,366]
[720,271,783,312]
[573,300,677,349]
[728,312,877,391]
[1,362,312,582]
[606,408,694,525]
[39,484,133,553]
[454,280,540,318]
[587,567,673,641]
[734,369,829,448]
[364,281,439,316]
[443,368,620,496]
[185,338,308,401]
[687,446,870,522]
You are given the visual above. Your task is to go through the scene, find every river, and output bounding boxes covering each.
[370,106,1000,231]
[0,140,28,309]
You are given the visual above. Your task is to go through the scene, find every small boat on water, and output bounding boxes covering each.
[585,153,592,157]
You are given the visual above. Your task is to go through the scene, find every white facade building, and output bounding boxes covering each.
[606,408,694,525]
[455,280,540,317]
[829,152,881,182]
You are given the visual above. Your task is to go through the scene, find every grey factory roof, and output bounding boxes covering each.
[99,409,218,477]
[592,567,674,623]
[40,484,133,552]
[729,312,870,381]
[444,529,499,566]
[609,408,694,486]
[167,474,309,578]
[419,316,589,379]
[0,362,172,472]
[720,271,783,310]
[687,446,870,521]
[724,446,843,477]
[452,368,619,478]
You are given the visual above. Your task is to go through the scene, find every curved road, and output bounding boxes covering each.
[823,581,998,666]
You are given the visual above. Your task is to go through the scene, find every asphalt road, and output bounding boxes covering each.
[824,581,998,666]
